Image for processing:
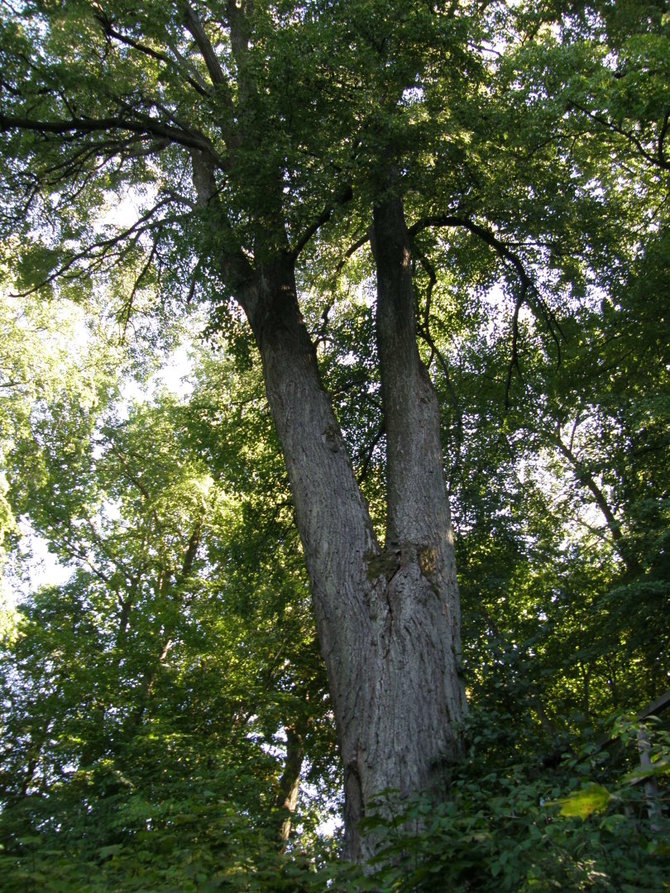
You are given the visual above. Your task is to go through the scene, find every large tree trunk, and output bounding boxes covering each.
[366,189,466,821]
[237,252,381,858]
[216,4,464,856]
[232,228,465,859]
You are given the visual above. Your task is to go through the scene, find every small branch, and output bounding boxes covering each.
[356,422,385,485]
[120,242,158,338]
[290,184,353,261]
[166,39,212,94]
[186,256,203,303]
[504,289,523,410]
[332,231,370,280]
[412,243,436,334]
[94,7,211,98]
[175,521,204,590]
[658,109,670,169]
[550,432,623,545]
[108,443,154,502]
[409,214,531,288]
[409,213,565,401]
[127,519,204,731]
[95,11,170,65]
[568,101,670,172]
[312,298,334,347]
[12,192,185,298]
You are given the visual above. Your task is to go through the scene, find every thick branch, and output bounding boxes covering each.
[0,112,223,167]
[184,5,228,89]
[226,0,255,112]
[372,191,456,554]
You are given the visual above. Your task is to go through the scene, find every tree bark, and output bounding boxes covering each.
[275,725,305,846]
[228,210,465,858]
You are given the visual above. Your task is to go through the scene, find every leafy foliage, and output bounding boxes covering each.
[0,0,669,887]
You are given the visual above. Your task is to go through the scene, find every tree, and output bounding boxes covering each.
[0,335,343,889]
[0,0,468,859]
[1,0,668,865]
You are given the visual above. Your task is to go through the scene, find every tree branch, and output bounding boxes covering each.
[93,7,212,98]
[409,213,565,404]
[409,214,532,287]
[184,5,228,90]
[356,422,385,486]
[0,111,224,167]
[10,198,176,297]
[290,183,353,261]
[658,109,669,170]
[550,431,623,546]
[568,101,670,172]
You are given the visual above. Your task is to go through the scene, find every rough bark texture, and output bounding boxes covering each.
[219,6,465,861]
[230,219,465,859]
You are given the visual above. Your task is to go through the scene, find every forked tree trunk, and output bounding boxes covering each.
[232,200,465,858]
[217,3,465,859]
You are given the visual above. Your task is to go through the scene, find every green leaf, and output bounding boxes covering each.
[98,844,124,859]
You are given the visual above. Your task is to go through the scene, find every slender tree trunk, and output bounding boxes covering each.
[637,724,662,832]
[125,522,203,734]
[550,433,642,575]
[275,725,305,846]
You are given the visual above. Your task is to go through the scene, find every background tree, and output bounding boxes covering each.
[0,328,341,889]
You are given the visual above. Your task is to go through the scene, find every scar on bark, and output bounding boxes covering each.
[366,546,402,582]
[366,543,439,583]
[322,423,341,452]
[418,546,437,576]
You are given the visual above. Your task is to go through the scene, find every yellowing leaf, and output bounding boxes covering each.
[554,784,611,819]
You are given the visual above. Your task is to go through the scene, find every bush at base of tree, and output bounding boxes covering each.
[361,712,670,892]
